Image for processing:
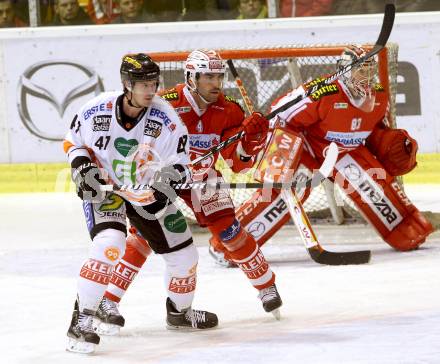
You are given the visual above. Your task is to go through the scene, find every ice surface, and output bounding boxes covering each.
[0,186,439,363]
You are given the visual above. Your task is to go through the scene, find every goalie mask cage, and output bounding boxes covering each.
[149,43,399,224]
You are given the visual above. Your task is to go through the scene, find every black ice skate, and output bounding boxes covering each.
[93,297,125,335]
[66,300,100,354]
[258,283,282,320]
[166,297,218,330]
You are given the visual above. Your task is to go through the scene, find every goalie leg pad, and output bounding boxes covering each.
[237,149,320,247]
[334,147,433,251]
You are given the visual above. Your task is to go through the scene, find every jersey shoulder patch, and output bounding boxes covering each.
[224,95,245,113]
[304,77,340,101]
[160,88,180,101]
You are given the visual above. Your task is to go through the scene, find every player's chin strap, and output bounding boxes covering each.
[125,93,144,109]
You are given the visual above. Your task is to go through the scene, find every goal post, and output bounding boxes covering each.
[149,44,399,223]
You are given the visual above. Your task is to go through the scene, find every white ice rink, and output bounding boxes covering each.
[1,185,439,364]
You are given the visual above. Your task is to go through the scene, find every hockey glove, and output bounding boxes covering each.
[240,112,269,156]
[151,164,191,203]
[71,157,107,202]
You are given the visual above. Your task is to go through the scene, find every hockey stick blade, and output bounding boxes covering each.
[308,247,371,266]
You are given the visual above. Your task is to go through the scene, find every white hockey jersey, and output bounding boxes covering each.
[64,91,190,205]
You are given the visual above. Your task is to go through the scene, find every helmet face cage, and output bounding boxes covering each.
[337,45,378,98]
[184,50,227,92]
[120,54,160,92]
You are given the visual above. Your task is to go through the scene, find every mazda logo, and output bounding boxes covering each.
[247,221,265,238]
[17,60,104,141]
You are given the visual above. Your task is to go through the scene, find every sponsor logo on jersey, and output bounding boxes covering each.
[99,194,124,211]
[112,159,136,184]
[169,274,196,294]
[162,91,179,101]
[93,115,111,131]
[164,210,187,233]
[189,134,220,150]
[374,83,385,92]
[335,155,402,229]
[114,137,139,157]
[325,131,371,147]
[144,119,162,138]
[149,107,174,127]
[310,84,339,101]
[175,106,192,114]
[84,103,109,120]
[104,247,120,262]
[219,219,241,242]
[334,102,348,109]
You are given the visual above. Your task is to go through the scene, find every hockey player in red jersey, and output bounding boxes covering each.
[97,49,282,333]
[217,45,433,265]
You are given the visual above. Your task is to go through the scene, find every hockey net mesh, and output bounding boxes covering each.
[151,44,399,223]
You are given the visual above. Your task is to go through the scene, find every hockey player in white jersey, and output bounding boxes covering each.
[63,53,217,354]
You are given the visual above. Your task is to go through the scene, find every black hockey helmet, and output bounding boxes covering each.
[120,53,160,87]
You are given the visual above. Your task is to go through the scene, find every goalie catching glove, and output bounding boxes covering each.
[366,126,418,176]
[71,157,107,202]
[238,112,269,157]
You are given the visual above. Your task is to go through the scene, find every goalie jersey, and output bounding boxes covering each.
[63,91,190,205]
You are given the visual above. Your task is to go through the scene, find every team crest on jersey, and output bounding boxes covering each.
[144,119,162,138]
[93,115,111,131]
[161,89,179,101]
[374,83,385,92]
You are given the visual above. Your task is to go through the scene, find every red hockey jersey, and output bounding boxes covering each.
[159,84,254,178]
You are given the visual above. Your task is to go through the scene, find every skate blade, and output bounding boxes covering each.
[271,309,281,320]
[93,321,121,336]
[66,338,96,354]
[166,322,218,331]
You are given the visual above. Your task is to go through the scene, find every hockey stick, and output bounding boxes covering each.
[192,1,395,167]
[227,59,255,114]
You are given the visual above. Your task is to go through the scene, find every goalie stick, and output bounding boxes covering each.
[191,0,396,167]
[227,59,371,265]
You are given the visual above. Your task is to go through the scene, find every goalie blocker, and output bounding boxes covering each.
[225,125,432,252]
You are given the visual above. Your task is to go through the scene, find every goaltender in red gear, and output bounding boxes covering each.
[226,45,433,261]
[101,49,282,328]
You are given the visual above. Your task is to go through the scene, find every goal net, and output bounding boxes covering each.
[149,44,399,224]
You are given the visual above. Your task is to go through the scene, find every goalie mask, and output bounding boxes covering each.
[120,53,160,93]
[337,45,378,100]
[185,50,227,94]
